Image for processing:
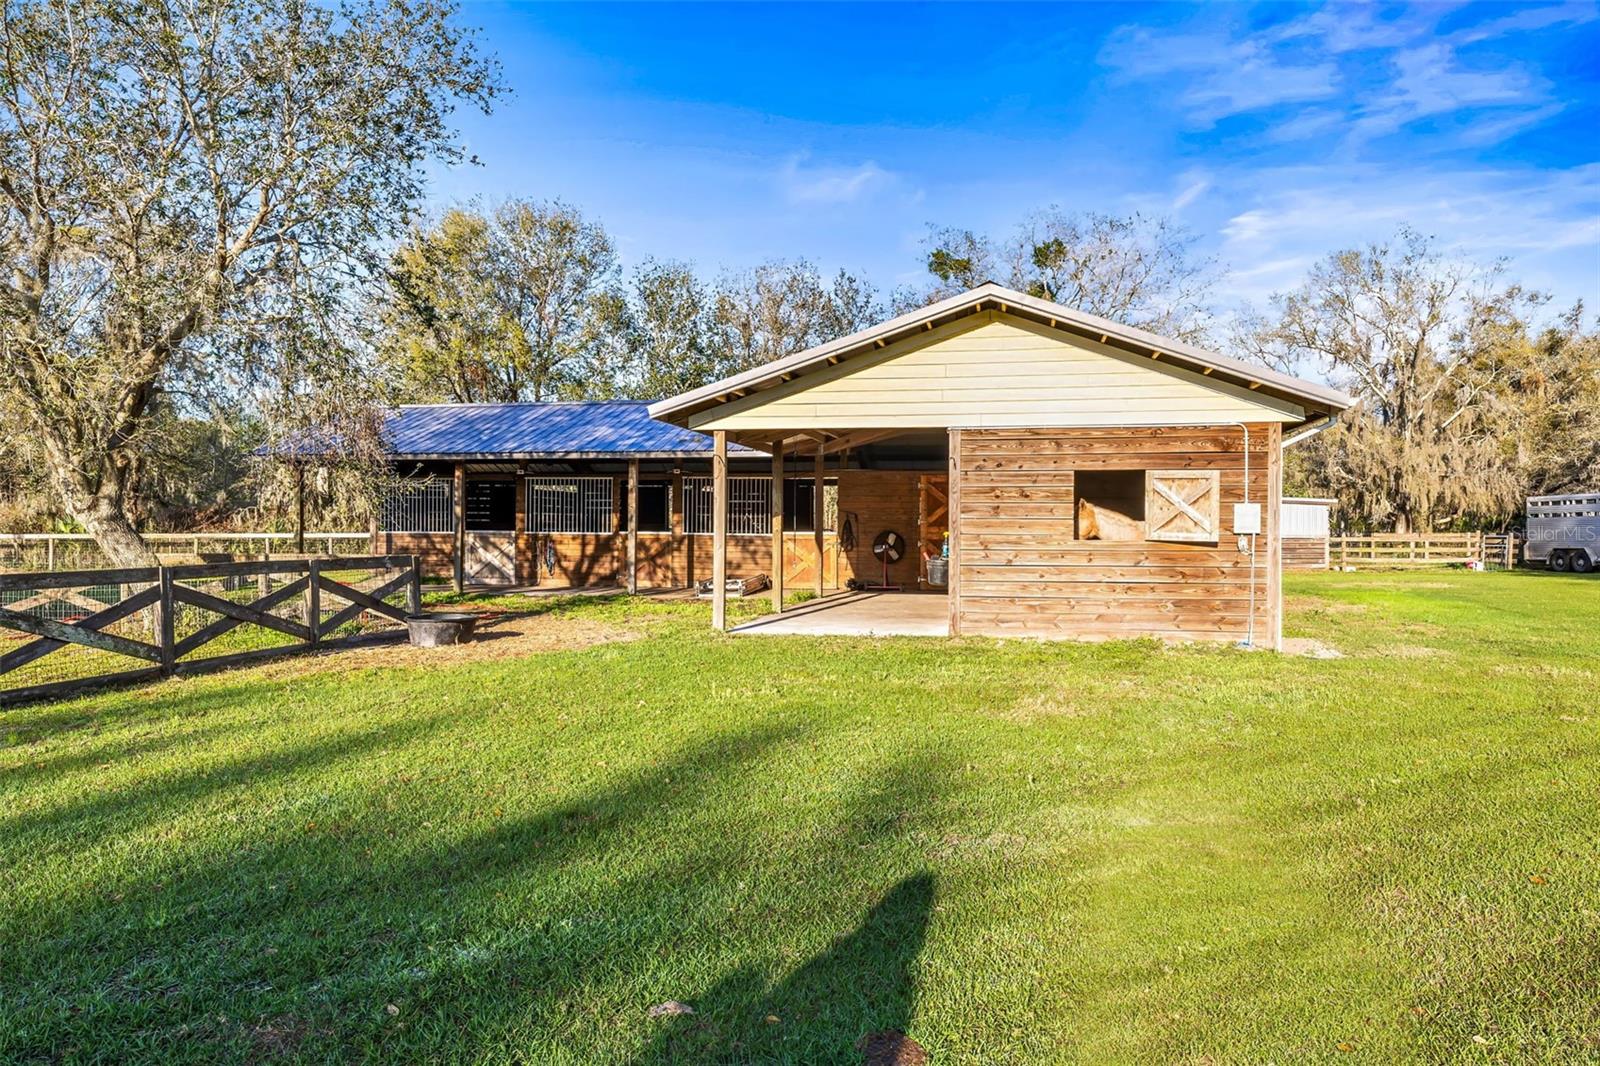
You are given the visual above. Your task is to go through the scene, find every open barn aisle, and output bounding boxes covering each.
[731,591,948,637]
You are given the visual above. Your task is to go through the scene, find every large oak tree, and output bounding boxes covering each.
[0,0,498,564]
[1249,228,1597,532]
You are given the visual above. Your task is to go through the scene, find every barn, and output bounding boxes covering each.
[370,402,923,596]
[374,401,778,591]
[647,282,1354,649]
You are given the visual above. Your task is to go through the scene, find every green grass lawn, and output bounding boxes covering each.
[1,570,1596,1064]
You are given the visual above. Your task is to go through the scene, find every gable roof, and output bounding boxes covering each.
[382,401,752,459]
[648,282,1354,429]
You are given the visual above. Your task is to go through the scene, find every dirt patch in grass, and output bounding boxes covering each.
[1287,596,1368,615]
[1282,637,1344,659]
[247,1014,319,1062]
[1000,690,1098,721]
[858,1031,928,1066]
[256,609,645,681]
[994,676,1145,723]
[1377,644,1448,659]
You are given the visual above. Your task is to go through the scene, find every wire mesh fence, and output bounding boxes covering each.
[0,556,419,704]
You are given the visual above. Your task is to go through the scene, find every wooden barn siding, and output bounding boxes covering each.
[384,533,455,578]
[836,470,924,588]
[1283,537,1329,570]
[953,424,1283,646]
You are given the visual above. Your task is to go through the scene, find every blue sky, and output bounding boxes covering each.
[432,1,1600,315]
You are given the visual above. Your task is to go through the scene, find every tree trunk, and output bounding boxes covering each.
[79,492,158,568]
[48,451,158,568]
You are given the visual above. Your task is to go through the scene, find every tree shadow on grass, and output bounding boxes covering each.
[635,872,936,1065]
[1,723,809,1063]
[3,704,957,1065]
[0,706,455,847]
[0,674,307,743]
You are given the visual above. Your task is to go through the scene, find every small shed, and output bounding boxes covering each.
[1281,497,1335,570]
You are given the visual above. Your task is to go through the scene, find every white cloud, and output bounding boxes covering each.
[1100,27,1338,126]
[778,155,895,205]
[1212,163,1600,306]
[1265,108,1344,143]
[1350,42,1554,142]
[1171,176,1211,213]
[1104,4,1571,147]
[1457,103,1566,146]
[1271,4,1434,53]
[1449,1,1598,45]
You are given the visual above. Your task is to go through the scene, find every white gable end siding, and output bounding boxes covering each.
[1282,500,1332,538]
[687,312,1305,432]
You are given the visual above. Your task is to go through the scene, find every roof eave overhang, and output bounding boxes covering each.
[385,449,765,461]
[648,282,1355,429]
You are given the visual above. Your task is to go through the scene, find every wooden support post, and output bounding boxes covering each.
[770,439,785,611]
[157,567,176,677]
[46,537,54,572]
[258,551,270,597]
[294,463,307,554]
[408,555,423,616]
[947,430,961,637]
[307,558,322,646]
[712,431,728,631]
[813,444,825,597]
[627,459,639,595]
[452,462,466,594]
[671,470,685,589]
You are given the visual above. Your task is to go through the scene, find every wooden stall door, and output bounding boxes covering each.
[781,535,838,591]
[464,533,515,585]
[463,478,517,586]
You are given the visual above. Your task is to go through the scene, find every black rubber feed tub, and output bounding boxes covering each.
[405,612,480,647]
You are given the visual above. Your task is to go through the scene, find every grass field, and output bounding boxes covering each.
[1,570,1596,1064]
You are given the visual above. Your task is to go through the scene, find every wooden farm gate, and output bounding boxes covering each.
[0,555,420,706]
[1330,533,1520,569]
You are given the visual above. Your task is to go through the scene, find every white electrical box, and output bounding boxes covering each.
[1233,503,1262,535]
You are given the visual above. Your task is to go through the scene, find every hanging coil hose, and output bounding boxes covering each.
[544,539,557,576]
[839,512,857,553]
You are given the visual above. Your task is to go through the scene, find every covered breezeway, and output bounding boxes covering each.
[730,590,948,637]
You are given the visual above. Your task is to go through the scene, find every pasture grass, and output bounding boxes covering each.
[1,570,1596,1063]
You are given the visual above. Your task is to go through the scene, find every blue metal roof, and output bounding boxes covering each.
[381,401,749,458]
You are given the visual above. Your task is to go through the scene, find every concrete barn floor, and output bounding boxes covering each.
[731,591,949,637]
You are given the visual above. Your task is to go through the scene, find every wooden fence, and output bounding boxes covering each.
[1330,532,1521,569]
[0,531,371,573]
[0,555,419,707]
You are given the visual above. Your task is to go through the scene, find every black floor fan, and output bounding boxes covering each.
[866,530,906,591]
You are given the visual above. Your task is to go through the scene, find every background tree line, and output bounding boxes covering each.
[374,201,1599,536]
[0,0,1593,561]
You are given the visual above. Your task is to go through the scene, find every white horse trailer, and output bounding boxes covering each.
[1525,493,1599,573]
